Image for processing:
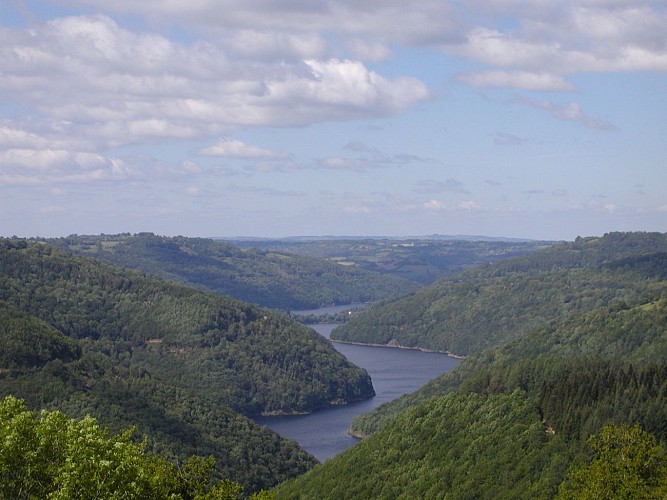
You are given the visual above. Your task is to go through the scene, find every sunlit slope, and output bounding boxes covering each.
[349,288,667,437]
[332,232,667,355]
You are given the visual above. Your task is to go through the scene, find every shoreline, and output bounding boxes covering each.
[328,338,466,360]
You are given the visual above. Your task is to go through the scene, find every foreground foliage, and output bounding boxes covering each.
[0,396,273,499]
[558,423,667,499]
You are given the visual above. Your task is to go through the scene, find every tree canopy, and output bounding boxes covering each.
[0,395,274,500]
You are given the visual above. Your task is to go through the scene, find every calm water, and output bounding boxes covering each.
[254,322,460,461]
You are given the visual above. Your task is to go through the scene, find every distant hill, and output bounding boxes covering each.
[48,233,418,309]
[274,234,667,498]
[227,237,552,284]
[0,239,375,491]
[332,232,667,355]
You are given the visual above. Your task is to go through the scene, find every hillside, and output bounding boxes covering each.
[276,283,667,498]
[229,237,551,284]
[0,239,375,491]
[48,233,418,309]
[349,288,667,438]
[332,232,667,355]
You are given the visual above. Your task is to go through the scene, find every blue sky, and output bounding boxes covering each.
[1,0,665,240]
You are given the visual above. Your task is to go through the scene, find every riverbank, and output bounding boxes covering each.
[253,323,461,461]
[329,338,466,360]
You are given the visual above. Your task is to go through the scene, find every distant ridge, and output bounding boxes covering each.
[217,234,547,243]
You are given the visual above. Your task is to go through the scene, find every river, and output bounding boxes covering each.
[254,310,461,462]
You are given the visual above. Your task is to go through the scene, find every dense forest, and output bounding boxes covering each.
[48,233,418,310]
[228,237,551,284]
[333,232,667,355]
[275,236,667,497]
[3,231,666,497]
[0,239,376,492]
[0,396,274,499]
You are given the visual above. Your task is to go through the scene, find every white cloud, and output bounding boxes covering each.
[443,3,667,90]
[60,0,465,49]
[0,15,430,152]
[424,199,446,210]
[459,200,479,210]
[268,59,430,117]
[200,139,290,159]
[0,154,137,186]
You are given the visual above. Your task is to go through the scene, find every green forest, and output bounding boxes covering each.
[228,237,550,285]
[274,233,667,498]
[48,233,418,310]
[0,239,375,492]
[333,232,667,355]
[2,231,666,498]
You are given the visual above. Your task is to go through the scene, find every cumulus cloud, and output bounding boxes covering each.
[442,3,667,90]
[0,15,430,152]
[0,147,137,186]
[268,59,430,117]
[61,0,466,49]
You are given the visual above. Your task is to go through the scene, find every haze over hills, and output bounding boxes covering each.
[227,237,552,285]
[224,234,542,242]
[48,233,419,310]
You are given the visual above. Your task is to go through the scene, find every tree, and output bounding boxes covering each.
[558,423,667,499]
[0,396,273,499]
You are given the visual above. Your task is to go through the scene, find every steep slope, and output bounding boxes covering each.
[332,232,667,355]
[49,233,418,309]
[0,239,376,491]
[276,294,667,498]
[350,259,667,437]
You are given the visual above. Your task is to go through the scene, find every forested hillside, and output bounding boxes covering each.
[350,292,667,437]
[276,270,667,498]
[0,239,375,491]
[49,233,417,309]
[333,232,667,355]
[229,237,551,284]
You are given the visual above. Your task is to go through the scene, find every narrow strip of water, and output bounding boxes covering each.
[254,320,460,461]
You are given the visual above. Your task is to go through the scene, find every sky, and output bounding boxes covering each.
[1,1,666,241]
